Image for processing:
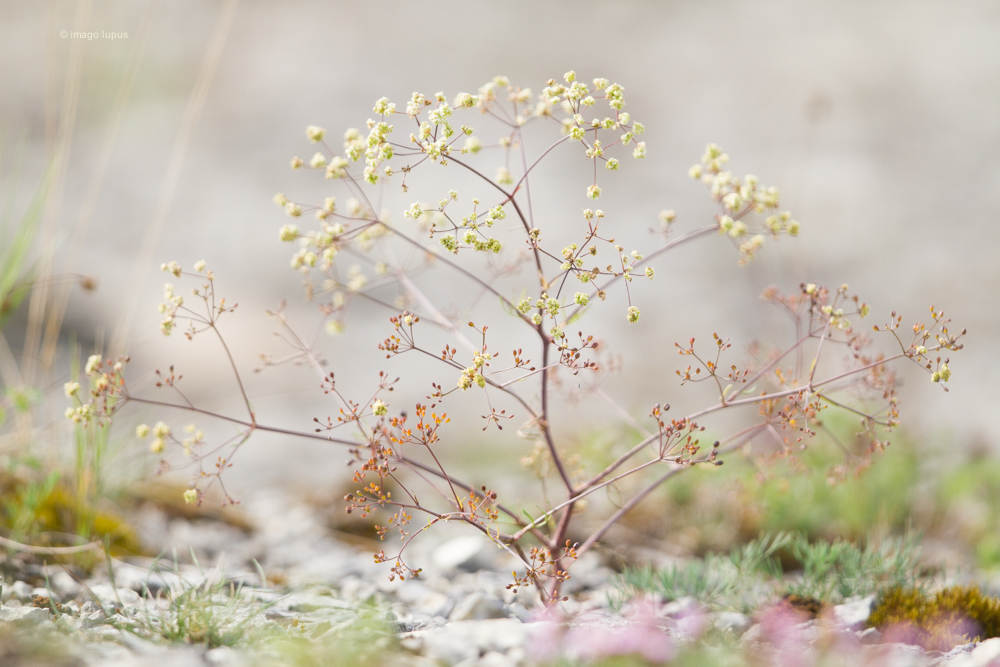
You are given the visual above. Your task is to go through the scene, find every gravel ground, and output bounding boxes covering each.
[1,492,997,667]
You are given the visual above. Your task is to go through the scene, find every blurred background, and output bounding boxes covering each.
[0,0,998,507]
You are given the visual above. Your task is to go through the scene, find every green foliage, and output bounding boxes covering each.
[613,532,924,613]
[746,444,919,540]
[0,154,52,329]
[105,559,397,661]
[0,463,59,544]
[127,578,262,648]
[2,387,41,418]
[936,457,1000,570]
[621,419,922,557]
[868,585,1000,651]
[253,615,397,667]
[784,533,923,601]
[0,623,80,667]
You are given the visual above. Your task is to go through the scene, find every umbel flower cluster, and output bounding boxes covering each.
[73,72,965,602]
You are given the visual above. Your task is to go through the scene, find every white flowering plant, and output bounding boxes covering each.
[71,72,965,603]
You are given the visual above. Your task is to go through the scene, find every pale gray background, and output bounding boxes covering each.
[2,1,997,495]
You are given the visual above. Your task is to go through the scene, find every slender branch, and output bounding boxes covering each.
[579,420,766,493]
[446,155,546,283]
[725,325,823,402]
[564,224,719,322]
[576,425,766,557]
[387,224,526,323]
[0,534,102,555]
[394,270,477,354]
[817,393,892,426]
[513,457,664,540]
[209,322,255,426]
[540,343,574,493]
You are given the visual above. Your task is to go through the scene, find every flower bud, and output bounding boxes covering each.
[306,126,326,143]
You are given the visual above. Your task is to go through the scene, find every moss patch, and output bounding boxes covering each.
[868,585,1000,651]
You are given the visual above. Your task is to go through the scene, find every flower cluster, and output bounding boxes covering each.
[690,143,800,264]
[63,354,128,427]
[87,70,966,603]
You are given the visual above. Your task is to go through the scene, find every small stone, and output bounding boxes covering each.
[450,592,505,621]
[117,630,161,654]
[432,535,490,572]
[422,619,526,664]
[50,571,82,597]
[283,592,353,613]
[11,580,33,601]
[940,642,977,661]
[87,583,142,607]
[505,602,533,622]
[658,596,699,618]
[399,632,425,653]
[207,645,252,667]
[946,637,1000,667]
[712,611,752,635]
[88,625,120,640]
[833,595,874,629]
[0,606,50,624]
[81,610,105,628]
[857,627,882,645]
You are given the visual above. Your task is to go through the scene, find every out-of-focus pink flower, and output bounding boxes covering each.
[528,598,676,665]
[564,620,675,663]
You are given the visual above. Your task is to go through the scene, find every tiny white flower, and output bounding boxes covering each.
[85,354,102,376]
[310,152,328,168]
[306,126,326,143]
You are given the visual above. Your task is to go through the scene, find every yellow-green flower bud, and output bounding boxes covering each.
[306,126,326,143]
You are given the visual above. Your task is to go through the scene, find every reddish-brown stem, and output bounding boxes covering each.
[546,499,577,600]
[725,325,823,403]
[118,392,536,531]
[563,224,719,322]
[576,425,768,557]
[208,322,255,427]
